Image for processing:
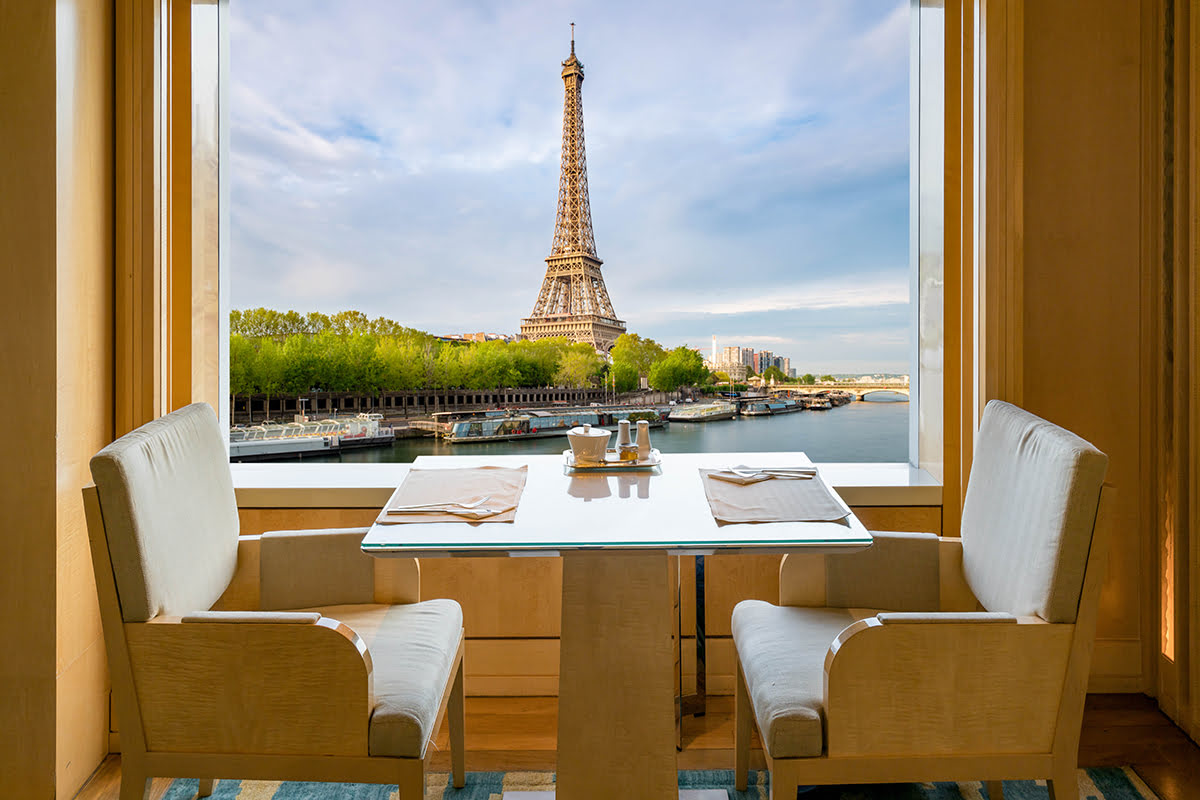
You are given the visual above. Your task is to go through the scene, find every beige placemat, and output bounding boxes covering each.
[376,465,527,525]
[699,468,849,524]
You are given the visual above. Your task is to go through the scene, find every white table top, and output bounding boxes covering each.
[360,452,873,557]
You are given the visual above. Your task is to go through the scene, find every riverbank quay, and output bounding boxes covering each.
[231,386,699,424]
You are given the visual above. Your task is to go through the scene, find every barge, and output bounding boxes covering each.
[442,405,668,444]
[668,401,737,423]
[739,398,804,417]
[229,412,394,461]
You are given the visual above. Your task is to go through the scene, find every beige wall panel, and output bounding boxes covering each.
[53,0,116,793]
[852,505,942,534]
[704,555,781,638]
[55,640,109,795]
[465,639,559,697]
[1020,2,1143,648]
[423,558,563,638]
[237,507,377,536]
[1,2,63,796]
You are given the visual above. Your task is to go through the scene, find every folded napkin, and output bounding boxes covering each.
[700,468,849,524]
[376,465,527,525]
[706,465,818,485]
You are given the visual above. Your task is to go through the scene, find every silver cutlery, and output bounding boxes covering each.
[387,495,492,513]
[727,466,816,479]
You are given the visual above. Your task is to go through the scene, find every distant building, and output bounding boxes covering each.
[438,332,515,343]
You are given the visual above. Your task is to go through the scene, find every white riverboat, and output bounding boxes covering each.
[667,401,736,423]
[229,412,394,461]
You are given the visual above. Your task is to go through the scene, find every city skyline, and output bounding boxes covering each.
[230,1,910,373]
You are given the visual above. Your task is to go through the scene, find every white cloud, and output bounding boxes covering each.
[229,0,912,371]
[658,277,909,317]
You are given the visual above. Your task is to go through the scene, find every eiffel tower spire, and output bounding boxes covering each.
[520,27,626,353]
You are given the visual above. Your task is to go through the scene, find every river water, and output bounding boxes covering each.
[307,394,910,464]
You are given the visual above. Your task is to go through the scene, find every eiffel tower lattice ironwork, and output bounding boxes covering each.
[520,27,626,352]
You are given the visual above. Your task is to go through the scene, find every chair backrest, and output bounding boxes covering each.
[89,403,239,622]
[960,400,1108,623]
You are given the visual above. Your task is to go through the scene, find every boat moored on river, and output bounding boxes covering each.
[668,401,737,422]
[739,398,804,417]
[229,412,394,461]
[442,405,668,444]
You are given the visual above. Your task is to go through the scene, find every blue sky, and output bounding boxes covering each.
[230,0,910,374]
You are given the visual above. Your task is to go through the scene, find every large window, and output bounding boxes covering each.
[221,1,929,465]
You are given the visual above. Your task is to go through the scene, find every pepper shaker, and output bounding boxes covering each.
[637,419,651,460]
[617,419,632,448]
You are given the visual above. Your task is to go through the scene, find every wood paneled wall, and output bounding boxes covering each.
[55,2,116,795]
[1,1,115,796]
[1,4,61,795]
[1014,1,1147,691]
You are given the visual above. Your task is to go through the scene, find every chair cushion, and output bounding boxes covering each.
[90,403,239,622]
[732,600,866,758]
[302,600,463,758]
[961,400,1108,623]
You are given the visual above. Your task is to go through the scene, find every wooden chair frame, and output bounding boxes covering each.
[83,485,465,800]
[735,486,1114,800]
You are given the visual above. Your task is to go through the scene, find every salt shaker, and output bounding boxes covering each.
[637,419,651,460]
[617,419,632,447]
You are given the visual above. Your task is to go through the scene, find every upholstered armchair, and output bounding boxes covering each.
[733,400,1111,800]
[83,403,465,800]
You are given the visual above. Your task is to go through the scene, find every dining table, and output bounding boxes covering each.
[360,451,874,800]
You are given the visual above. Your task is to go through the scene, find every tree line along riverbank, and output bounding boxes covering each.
[229,309,712,412]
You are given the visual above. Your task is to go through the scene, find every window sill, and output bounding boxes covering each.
[230,461,941,509]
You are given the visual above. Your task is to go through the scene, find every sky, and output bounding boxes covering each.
[230,0,911,374]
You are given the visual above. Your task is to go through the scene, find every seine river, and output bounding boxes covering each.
[308,394,910,464]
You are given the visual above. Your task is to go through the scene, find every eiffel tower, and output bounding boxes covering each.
[520,26,626,352]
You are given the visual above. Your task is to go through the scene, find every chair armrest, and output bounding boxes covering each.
[822,615,1073,757]
[182,610,321,624]
[780,531,940,610]
[124,614,374,755]
[258,527,420,610]
[875,611,1014,624]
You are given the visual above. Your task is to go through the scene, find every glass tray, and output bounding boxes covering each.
[564,448,662,471]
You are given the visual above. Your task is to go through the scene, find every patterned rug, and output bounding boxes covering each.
[161,768,1158,800]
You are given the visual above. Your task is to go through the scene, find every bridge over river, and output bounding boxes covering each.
[766,383,910,400]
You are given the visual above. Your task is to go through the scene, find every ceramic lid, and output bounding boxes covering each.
[568,425,609,438]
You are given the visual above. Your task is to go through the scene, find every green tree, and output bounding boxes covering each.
[611,333,665,384]
[611,361,640,393]
[648,346,708,392]
[229,334,255,421]
[433,345,464,389]
[819,374,836,383]
[553,343,604,388]
[800,373,816,385]
[251,338,285,418]
[762,365,787,384]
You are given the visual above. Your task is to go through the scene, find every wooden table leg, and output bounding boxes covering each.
[558,551,678,800]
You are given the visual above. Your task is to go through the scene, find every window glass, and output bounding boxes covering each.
[226,1,918,464]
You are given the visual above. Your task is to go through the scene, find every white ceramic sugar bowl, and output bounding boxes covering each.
[567,423,611,463]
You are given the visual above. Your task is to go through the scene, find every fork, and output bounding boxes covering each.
[387,495,492,512]
[728,467,816,480]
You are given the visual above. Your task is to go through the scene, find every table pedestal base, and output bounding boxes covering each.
[556,552,678,800]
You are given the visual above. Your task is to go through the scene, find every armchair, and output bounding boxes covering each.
[83,403,464,800]
[733,400,1111,800]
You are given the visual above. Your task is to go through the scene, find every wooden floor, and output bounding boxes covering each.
[76,694,1200,800]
